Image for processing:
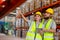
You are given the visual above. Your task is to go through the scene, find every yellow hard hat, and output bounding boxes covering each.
[46,8,54,15]
[35,11,42,16]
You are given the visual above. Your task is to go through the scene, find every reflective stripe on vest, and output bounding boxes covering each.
[26,20,44,40]
[44,19,54,40]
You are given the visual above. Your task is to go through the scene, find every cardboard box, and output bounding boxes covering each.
[42,0,50,6]
[22,30,27,38]
[25,2,30,12]
[30,0,34,11]
[34,0,42,9]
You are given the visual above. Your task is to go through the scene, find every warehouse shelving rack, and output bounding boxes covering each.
[16,0,60,30]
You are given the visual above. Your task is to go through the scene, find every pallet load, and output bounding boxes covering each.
[34,0,42,9]
[29,0,34,11]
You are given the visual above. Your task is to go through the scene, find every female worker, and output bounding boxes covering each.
[16,10,44,40]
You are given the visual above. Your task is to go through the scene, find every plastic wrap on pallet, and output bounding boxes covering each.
[30,14,34,21]
[23,5,26,13]
[20,4,26,14]
[53,8,59,24]
[25,2,30,12]
[57,7,60,24]
[58,7,60,13]
[50,0,52,3]
[16,19,19,27]
[5,16,8,22]
[16,19,22,27]
[58,7,60,24]
[22,19,24,27]
[37,0,42,8]
[42,0,46,6]
[54,32,59,40]
[55,32,60,40]
[20,5,25,27]
[42,0,50,6]
[22,4,29,27]
[16,30,21,37]
[22,30,27,38]
[50,0,57,3]
[29,0,34,11]
[58,7,60,18]
[34,0,42,9]
[53,8,58,19]
[52,0,57,3]
[19,19,22,27]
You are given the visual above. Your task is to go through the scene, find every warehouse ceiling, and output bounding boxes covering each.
[0,0,60,19]
[0,0,26,19]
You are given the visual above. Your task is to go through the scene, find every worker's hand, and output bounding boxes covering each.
[18,9,23,16]
[16,9,23,18]
[42,28,49,32]
[43,28,56,33]
[36,28,43,35]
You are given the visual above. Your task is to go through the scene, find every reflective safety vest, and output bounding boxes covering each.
[44,19,54,40]
[26,20,44,40]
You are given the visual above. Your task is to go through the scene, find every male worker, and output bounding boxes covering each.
[16,10,44,40]
[43,8,56,40]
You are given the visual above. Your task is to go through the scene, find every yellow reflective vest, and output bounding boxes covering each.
[26,20,44,40]
[44,19,54,40]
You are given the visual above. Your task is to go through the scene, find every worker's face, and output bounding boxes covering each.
[44,12,50,18]
[34,15,41,21]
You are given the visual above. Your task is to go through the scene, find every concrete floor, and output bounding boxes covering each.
[0,33,59,40]
[0,33,25,40]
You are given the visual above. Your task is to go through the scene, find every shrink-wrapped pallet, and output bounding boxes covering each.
[16,8,22,27]
[58,7,60,16]
[22,5,26,14]
[22,19,24,27]
[30,13,34,21]
[50,0,57,3]
[20,5,25,27]
[18,19,22,27]
[29,0,34,11]
[42,0,50,6]
[4,16,8,22]
[34,0,42,9]
[52,0,57,3]
[58,7,60,24]
[22,29,27,38]
[16,30,21,37]
[16,19,19,27]
[53,8,58,24]
[25,2,30,12]
[53,8,58,19]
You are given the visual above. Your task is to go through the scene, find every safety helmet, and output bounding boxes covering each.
[35,11,42,16]
[46,8,54,15]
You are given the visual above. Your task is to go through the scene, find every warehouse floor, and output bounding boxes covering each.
[0,33,25,40]
[0,31,60,40]
[0,33,59,40]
